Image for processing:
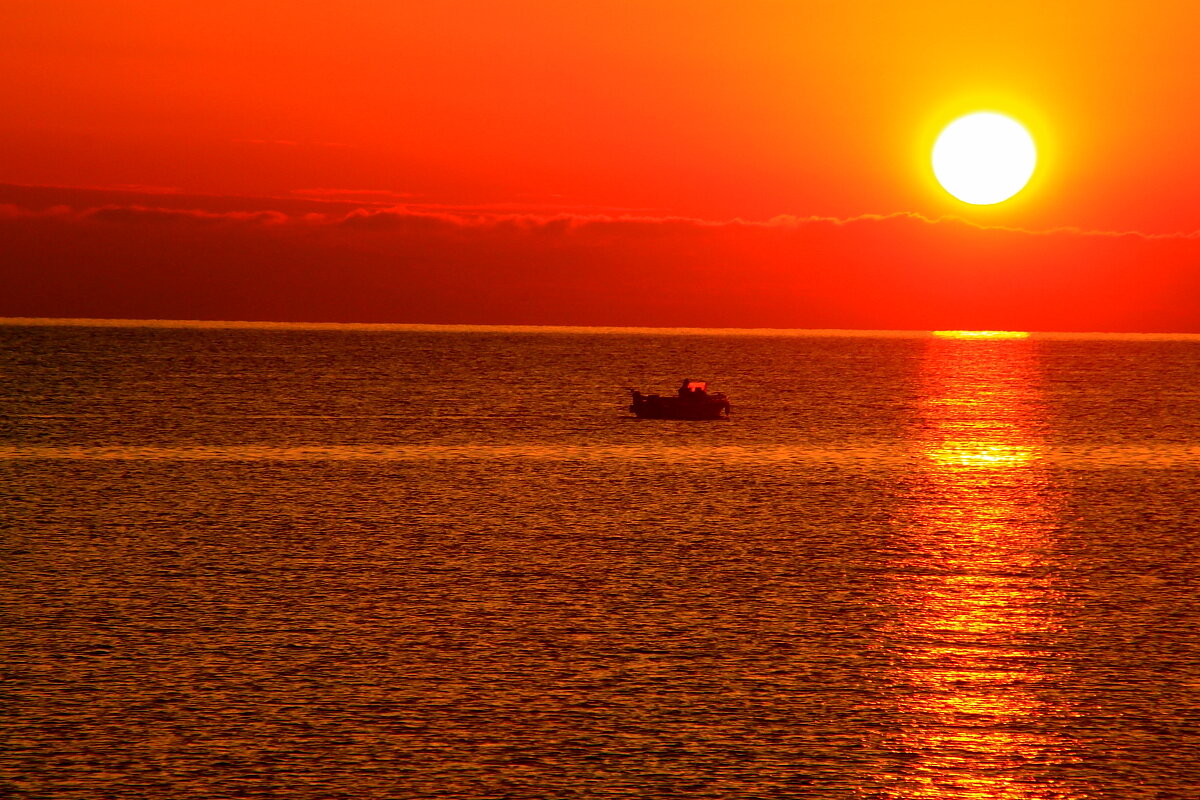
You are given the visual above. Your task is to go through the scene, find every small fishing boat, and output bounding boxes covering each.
[628,379,731,420]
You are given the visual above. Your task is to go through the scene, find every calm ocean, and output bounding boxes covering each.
[3,322,1200,799]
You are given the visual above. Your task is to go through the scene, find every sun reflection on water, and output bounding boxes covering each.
[932,330,1031,340]
[927,441,1033,468]
[881,335,1076,799]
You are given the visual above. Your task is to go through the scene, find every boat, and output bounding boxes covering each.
[628,379,731,420]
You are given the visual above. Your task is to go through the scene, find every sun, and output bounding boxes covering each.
[932,112,1037,205]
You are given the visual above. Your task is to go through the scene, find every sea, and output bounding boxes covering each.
[3,321,1199,799]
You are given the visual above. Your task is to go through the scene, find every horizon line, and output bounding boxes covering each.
[5,316,1200,340]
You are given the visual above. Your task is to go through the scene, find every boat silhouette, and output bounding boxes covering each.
[628,379,731,420]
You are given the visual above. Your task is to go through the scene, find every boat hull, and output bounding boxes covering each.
[629,393,730,420]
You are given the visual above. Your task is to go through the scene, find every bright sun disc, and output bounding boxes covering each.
[932,112,1036,205]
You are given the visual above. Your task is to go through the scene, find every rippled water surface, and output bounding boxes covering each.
[3,323,1200,799]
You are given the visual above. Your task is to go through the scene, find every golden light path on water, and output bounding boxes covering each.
[932,330,1031,340]
[883,332,1077,799]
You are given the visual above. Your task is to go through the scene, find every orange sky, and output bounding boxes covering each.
[2,1,1199,330]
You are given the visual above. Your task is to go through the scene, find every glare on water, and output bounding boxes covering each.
[885,337,1076,799]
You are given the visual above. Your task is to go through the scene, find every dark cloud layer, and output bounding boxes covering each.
[2,189,1199,331]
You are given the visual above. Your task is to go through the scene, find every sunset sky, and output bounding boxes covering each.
[3,1,1199,331]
